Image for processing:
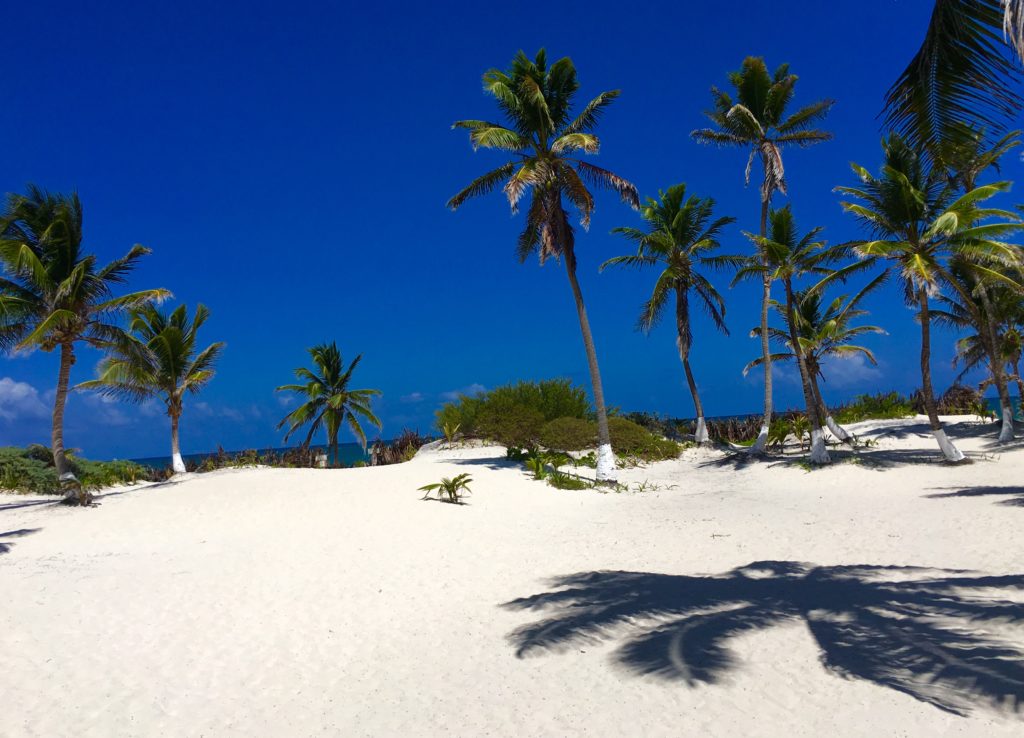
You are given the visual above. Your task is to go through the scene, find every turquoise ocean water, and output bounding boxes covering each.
[132,442,370,470]
[986,396,1023,419]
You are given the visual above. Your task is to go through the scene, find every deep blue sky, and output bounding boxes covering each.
[1,1,1019,460]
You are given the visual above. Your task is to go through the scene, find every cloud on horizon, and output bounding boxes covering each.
[0,377,49,421]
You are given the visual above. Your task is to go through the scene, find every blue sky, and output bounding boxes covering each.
[1,1,1019,460]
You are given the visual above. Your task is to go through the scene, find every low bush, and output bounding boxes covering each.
[418,473,472,504]
[435,379,592,444]
[539,417,597,451]
[608,417,681,463]
[0,446,153,495]
[919,384,989,417]
[547,471,592,490]
[370,429,429,466]
[834,391,915,424]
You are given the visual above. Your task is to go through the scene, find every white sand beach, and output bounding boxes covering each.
[2,415,1023,737]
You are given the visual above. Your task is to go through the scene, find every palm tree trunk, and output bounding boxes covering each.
[977,286,1014,441]
[750,197,772,454]
[52,341,89,504]
[170,407,186,473]
[809,371,851,442]
[784,280,829,464]
[564,246,615,482]
[1015,359,1024,418]
[918,287,965,461]
[676,288,708,444]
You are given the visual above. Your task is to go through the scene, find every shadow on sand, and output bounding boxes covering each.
[927,486,1024,508]
[0,527,42,555]
[504,560,1024,717]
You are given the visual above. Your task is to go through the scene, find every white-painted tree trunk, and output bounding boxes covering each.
[748,424,769,454]
[694,417,709,445]
[171,452,186,474]
[824,415,850,442]
[808,428,830,464]
[933,429,966,462]
[998,406,1015,443]
[595,443,616,481]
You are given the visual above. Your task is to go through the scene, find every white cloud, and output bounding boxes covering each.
[440,383,486,401]
[400,391,425,403]
[0,377,49,421]
[821,353,882,388]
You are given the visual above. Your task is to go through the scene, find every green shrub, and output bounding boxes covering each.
[608,417,681,463]
[547,471,592,490]
[0,446,151,495]
[539,417,598,451]
[834,391,915,424]
[435,379,592,441]
[476,404,545,449]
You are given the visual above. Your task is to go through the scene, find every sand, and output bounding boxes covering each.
[1,415,1022,736]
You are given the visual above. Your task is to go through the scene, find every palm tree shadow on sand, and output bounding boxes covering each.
[504,561,1024,717]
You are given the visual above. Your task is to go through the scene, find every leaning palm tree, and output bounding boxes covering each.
[731,207,850,463]
[447,49,639,482]
[0,186,169,503]
[276,342,381,467]
[692,57,833,453]
[836,134,1024,460]
[78,303,224,474]
[748,275,889,443]
[883,0,1023,154]
[601,184,734,445]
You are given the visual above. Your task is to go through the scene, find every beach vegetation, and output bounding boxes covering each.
[447,49,639,483]
[692,57,833,454]
[276,342,382,467]
[608,417,681,463]
[539,417,597,452]
[0,186,169,504]
[602,184,734,444]
[78,303,224,475]
[0,445,151,495]
[419,473,472,504]
[547,471,592,490]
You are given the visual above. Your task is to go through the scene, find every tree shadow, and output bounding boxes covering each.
[0,527,42,555]
[504,561,1024,717]
[927,486,1024,508]
[448,456,524,471]
[698,446,976,471]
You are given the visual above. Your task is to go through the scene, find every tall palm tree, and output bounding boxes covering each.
[276,342,381,467]
[936,128,1021,440]
[836,134,1024,460]
[0,186,169,503]
[747,275,889,442]
[447,49,639,482]
[601,184,734,444]
[731,207,850,463]
[692,57,833,453]
[77,303,224,474]
[883,0,1024,154]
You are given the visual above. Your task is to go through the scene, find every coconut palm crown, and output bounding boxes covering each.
[0,185,169,501]
[601,183,734,443]
[276,342,381,467]
[836,133,1024,460]
[78,303,224,474]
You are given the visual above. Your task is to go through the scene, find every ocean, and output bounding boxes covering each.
[131,442,371,470]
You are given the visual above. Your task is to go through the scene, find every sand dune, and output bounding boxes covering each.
[2,415,1023,736]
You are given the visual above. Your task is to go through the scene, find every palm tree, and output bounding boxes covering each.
[730,206,850,463]
[0,186,169,503]
[77,303,224,474]
[447,49,639,482]
[601,184,734,444]
[936,128,1021,440]
[883,1,1024,154]
[276,342,381,467]
[836,134,1024,460]
[692,57,833,453]
[747,275,889,442]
